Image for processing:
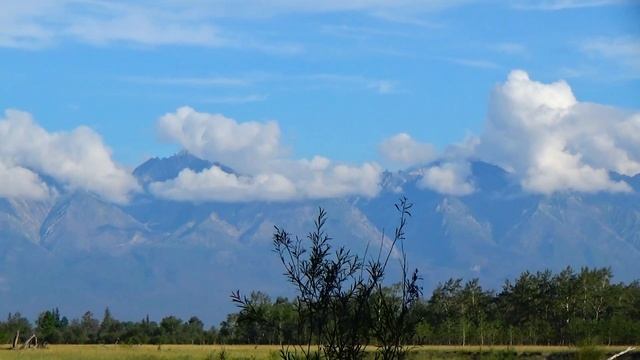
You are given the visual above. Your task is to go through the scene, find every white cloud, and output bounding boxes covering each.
[125,73,398,96]
[151,158,381,202]
[149,166,296,202]
[201,94,268,104]
[293,158,382,199]
[387,70,640,196]
[0,161,50,200]
[582,36,640,76]
[0,109,139,203]
[489,42,527,56]
[122,76,252,87]
[478,70,636,193]
[167,1,472,18]
[302,74,399,94]
[0,0,468,50]
[379,133,437,167]
[151,108,382,202]
[0,1,58,49]
[64,11,225,47]
[0,1,297,51]
[157,106,283,173]
[445,58,500,69]
[513,0,628,10]
[418,162,475,196]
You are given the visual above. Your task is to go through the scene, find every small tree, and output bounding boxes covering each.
[370,199,421,360]
[233,197,421,360]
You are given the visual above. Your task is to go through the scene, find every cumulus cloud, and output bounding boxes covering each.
[418,162,475,196]
[293,158,382,199]
[379,70,639,196]
[0,109,139,203]
[0,161,50,200]
[379,133,437,167]
[149,166,296,202]
[152,109,382,202]
[157,106,282,173]
[478,70,636,193]
[151,158,381,202]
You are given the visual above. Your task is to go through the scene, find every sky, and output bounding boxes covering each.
[1,0,640,203]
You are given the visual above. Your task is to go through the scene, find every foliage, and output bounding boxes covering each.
[232,198,421,360]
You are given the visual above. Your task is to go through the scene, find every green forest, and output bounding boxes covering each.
[2,266,639,346]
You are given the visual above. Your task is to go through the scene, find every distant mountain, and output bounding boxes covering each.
[133,151,233,185]
[1,152,639,325]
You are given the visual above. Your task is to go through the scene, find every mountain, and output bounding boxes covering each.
[1,152,639,325]
[133,150,233,186]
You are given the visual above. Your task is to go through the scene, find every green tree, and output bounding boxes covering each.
[36,308,66,343]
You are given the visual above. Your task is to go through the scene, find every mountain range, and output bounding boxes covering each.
[1,152,639,325]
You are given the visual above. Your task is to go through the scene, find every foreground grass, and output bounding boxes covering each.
[0,344,637,360]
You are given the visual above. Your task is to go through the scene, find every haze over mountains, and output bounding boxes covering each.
[1,151,639,325]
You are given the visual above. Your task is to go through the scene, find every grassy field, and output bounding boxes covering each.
[0,344,637,360]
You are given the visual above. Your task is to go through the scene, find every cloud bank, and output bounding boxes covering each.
[157,107,283,174]
[0,109,139,203]
[479,70,636,193]
[379,133,437,167]
[151,107,382,202]
[418,162,475,196]
[2,69,639,203]
[381,70,639,195]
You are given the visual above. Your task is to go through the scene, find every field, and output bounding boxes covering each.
[0,345,637,360]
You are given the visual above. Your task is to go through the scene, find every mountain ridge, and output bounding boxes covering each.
[0,151,639,325]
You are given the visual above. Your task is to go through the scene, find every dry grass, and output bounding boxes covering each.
[0,344,636,360]
[0,344,279,360]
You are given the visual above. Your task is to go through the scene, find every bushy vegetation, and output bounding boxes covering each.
[224,267,640,347]
[0,308,216,345]
[232,198,421,360]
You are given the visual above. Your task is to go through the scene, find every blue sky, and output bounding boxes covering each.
[1,0,638,168]
[1,1,640,204]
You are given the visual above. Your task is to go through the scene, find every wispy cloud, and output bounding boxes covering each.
[557,66,598,79]
[301,74,400,94]
[187,1,473,18]
[123,76,253,87]
[489,42,528,56]
[200,94,268,104]
[513,0,630,10]
[122,72,400,95]
[581,36,640,77]
[443,57,501,69]
[0,1,301,53]
[368,12,445,28]
[320,25,413,39]
[0,0,470,50]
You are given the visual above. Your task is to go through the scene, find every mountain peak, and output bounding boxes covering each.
[133,151,232,185]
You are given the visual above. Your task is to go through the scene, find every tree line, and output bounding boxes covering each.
[224,266,640,347]
[0,308,216,345]
[1,266,638,346]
